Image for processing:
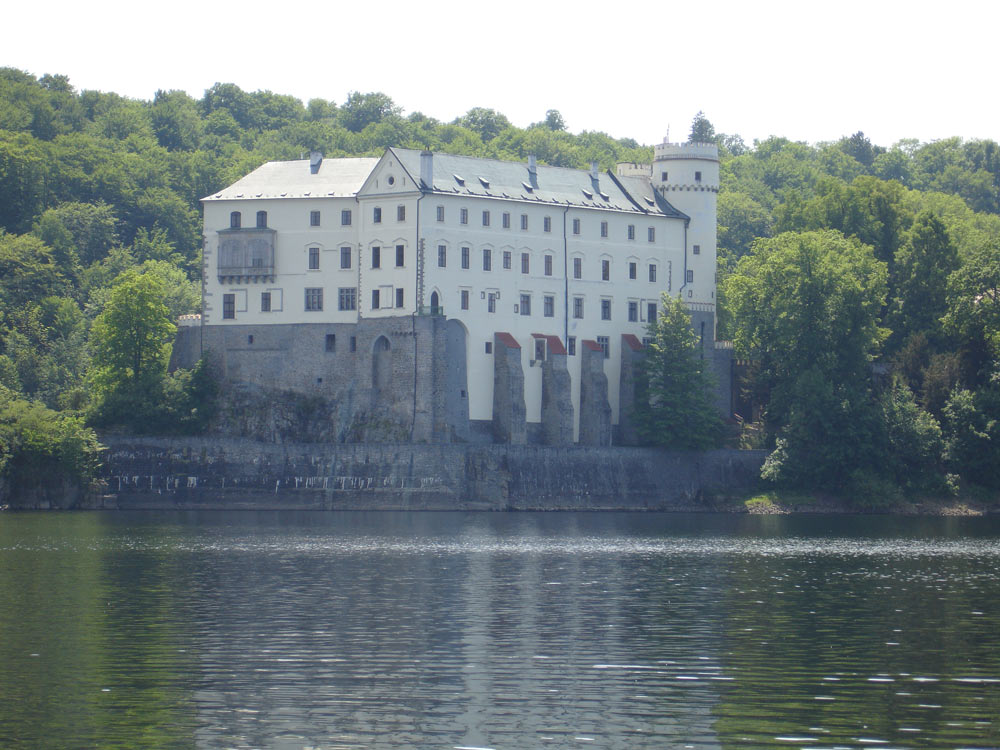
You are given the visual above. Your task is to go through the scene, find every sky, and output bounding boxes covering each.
[5,0,998,149]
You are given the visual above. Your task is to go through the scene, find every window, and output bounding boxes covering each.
[627,224,635,240]
[261,291,271,312]
[544,295,554,317]
[482,210,490,227]
[649,264,657,283]
[602,259,610,281]
[308,247,320,270]
[485,341,493,354]
[597,335,610,359]
[628,301,638,322]
[461,247,470,269]
[338,287,357,311]
[371,246,381,268]
[573,257,582,279]
[310,210,321,227]
[371,289,380,309]
[572,218,580,235]
[350,336,357,352]
[340,246,352,269]
[461,289,469,310]
[695,171,702,182]
[487,293,496,313]
[373,207,381,223]
[305,288,323,311]
[601,299,612,320]
[521,253,529,274]
[223,293,235,319]
[438,244,447,267]
[230,212,241,229]
[544,255,552,276]
[520,294,531,316]
[647,302,657,323]
[503,250,511,269]
[341,209,352,226]
[502,212,511,229]
[693,244,701,255]
[395,245,404,267]
[460,207,468,225]
[543,216,552,233]
[573,296,584,319]
[436,205,444,222]
[396,288,404,308]
[397,205,405,221]
[326,334,336,352]
[600,221,608,238]
[567,336,576,356]
[520,214,528,230]
[661,171,668,181]
[686,269,694,283]
[483,248,491,271]
[629,262,637,280]
[256,210,267,228]
[648,227,655,242]
[534,338,546,362]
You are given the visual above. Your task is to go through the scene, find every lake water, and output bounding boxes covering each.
[1,511,999,749]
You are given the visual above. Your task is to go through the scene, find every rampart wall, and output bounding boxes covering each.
[92,437,766,511]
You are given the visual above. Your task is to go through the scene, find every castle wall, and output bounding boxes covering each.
[491,333,527,444]
[578,342,612,446]
[96,436,768,511]
[193,317,456,443]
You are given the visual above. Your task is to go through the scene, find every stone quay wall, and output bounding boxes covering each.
[95,437,767,511]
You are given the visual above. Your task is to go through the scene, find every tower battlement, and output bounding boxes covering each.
[654,141,719,162]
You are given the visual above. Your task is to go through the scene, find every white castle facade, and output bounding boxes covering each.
[178,142,729,444]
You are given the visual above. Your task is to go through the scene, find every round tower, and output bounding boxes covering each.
[652,141,719,313]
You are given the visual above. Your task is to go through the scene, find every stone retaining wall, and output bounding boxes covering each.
[94,437,766,511]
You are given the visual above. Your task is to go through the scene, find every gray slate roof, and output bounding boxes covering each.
[390,148,687,219]
[203,157,379,201]
[203,150,687,221]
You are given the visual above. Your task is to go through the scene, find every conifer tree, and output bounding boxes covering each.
[634,294,722,449]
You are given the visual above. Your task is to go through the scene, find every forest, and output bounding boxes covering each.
[1,67,998,505]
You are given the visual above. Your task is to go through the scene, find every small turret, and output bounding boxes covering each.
[652,140,719,315]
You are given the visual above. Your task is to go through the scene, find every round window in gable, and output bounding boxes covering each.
[387,175,395,186]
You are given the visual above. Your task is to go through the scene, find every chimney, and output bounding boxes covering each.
[420,150,433,189]
[528,154,537,176]
[590,161,599,181]
[309,151,323,174]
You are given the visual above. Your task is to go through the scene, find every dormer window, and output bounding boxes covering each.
[230,211,241,229]
[478,176,490,188]
[454,174,465,186]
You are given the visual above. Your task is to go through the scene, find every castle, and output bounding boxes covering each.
[173,141,732,444]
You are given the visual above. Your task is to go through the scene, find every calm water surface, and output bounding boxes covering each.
[1,511,999,749]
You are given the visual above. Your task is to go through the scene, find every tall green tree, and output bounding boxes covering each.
[688,111,716,143]
[725,230,888,488]
[88,269,175,401]
[634,294,722,449]
[891,211,959,346]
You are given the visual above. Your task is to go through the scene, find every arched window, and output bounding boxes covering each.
[256,210,267,228]
[430,291,441,315]
[230,211,241,229]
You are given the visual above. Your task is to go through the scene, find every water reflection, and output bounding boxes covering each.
[1,512,999,749]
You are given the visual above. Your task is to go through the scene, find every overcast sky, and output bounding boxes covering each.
[5,0,998,148]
